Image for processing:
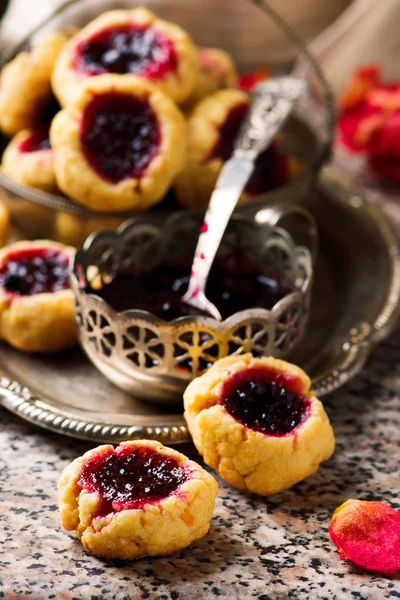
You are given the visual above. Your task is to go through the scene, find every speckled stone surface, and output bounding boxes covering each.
[1,326,400,600]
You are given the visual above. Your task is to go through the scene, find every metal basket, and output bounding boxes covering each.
[0,0,334,242]
[71,214,313,404]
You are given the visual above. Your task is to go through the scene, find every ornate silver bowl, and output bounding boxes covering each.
[71,214,312,404]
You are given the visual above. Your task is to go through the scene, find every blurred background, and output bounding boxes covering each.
[0,0,353,64]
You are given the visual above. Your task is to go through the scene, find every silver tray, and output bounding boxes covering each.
[1,168,399,444]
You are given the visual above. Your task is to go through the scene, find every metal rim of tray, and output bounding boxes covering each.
[0,168,399,444]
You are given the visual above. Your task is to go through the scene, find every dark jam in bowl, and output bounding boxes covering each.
[0,247,70,296]
[74,25,178,78]
[210,101,289,195]
[86,259,294,320]
[221,366,310,436]
[80,92,160,183]
[18,127,51,153]
[79,445,189,515]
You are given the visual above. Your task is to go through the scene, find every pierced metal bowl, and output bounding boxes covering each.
[71,214,312,404]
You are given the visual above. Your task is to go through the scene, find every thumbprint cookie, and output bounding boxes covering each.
[0,240,76,353]
[2,125,57,193]
[184,47,238,109]
[54,212,126,247]
[52,8,199,106]
[0,31,71,136]
[50,74,186,212]
[174,89,290,209]
[58,440,218,559]
[184,354,335,496]
[0,196,9,248]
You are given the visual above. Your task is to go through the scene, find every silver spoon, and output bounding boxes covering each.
[182,76,307,320]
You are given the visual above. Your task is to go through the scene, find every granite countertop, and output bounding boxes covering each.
[0,1,399,596]
[0,324,399,600]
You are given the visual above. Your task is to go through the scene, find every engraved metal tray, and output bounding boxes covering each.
[1,168,399,445]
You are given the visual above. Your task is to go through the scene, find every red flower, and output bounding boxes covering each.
[337,64,400,181]
[337,104,382,152]
[329,499,400,577]
[238,67,270,93]
[338,65,380,111]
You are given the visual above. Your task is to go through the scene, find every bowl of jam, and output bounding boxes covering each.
[71,213,313,404]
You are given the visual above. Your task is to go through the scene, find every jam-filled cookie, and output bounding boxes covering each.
[0,240,76,353]
[1,125,57,193]
[52,8,199,106]
[174,89,290,209]
[184,354,335,496]
[54,212,126,246]
[0,31,70,137]
[184,48,238,109]
[58,440,218,559]
[50,74,186,212]
[0,196,10,248]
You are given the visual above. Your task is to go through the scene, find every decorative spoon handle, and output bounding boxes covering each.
[182,76,307,320]
[234,76,308,158]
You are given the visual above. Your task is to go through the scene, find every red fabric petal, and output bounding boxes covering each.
[329,499,400,577]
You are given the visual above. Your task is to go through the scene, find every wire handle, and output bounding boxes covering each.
[247,0,335,164]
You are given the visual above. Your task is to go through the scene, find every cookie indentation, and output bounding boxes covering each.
[0,247,70,296]
[79,445,189,514]
[75,25,177,79]
[81,91,160,183]
[221,366,310,436]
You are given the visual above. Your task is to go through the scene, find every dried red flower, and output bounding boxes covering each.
[238,67,270,93]
[337,64,400,181]
[338,104,382,152]
[329,499,400,577]
[338,66,380,111]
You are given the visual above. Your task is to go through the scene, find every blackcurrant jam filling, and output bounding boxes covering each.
[81,92,160,183]
[221,366,310,436]
[79,446,188,515]
[18,127,51,153]
[74,25,177,78]
[0,247,70,297]
[210,102,288,195]
[86,259,293,320]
